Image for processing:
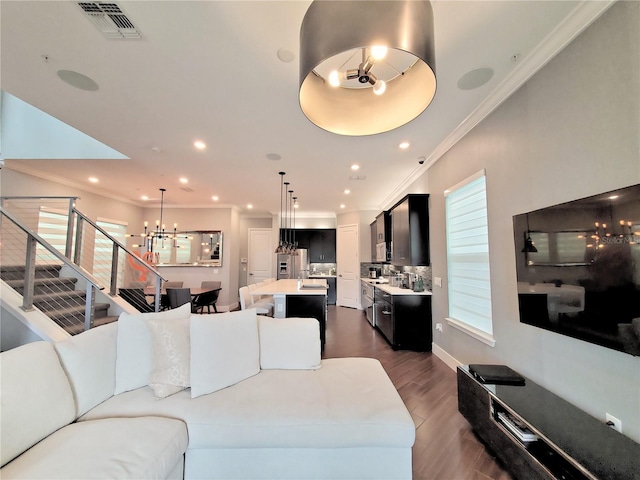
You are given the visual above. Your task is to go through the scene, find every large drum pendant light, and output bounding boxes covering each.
[299,0,436,136]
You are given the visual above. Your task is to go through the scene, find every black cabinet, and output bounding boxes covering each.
[327,277,336,305]
[374,289,432,351]
[375,211,391,244]
[457,366,640,480]
[283,229,336,262]
[307,229,336,263]
[390,194,429,266]
[370,221,377,262]
[371,212,391,262]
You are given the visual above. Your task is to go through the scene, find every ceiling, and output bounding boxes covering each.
[0,1,613,217]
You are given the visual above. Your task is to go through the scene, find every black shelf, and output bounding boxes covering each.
[457,365,640,480]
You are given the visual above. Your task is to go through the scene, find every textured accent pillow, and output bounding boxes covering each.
[114,303,191,395]
[190,309,260,398]
[258,316,321,370]
[146,316,190,398]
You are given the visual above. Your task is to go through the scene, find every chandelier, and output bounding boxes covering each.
[130,188,183,264]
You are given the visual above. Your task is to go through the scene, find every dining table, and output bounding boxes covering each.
[143,286,221,310]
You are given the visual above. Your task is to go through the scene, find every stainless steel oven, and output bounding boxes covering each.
[361,280,375,326]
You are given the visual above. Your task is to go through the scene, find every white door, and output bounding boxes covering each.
[337,224,360,308]
[248,228,273,284]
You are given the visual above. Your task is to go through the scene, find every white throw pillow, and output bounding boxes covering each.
[146,315,190,398]
[258,317,321,370]
[190,309,260,398]
[114,303,191,395]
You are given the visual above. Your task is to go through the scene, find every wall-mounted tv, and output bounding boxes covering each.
[513,183,640,357]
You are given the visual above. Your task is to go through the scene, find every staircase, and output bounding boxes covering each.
[1,265,118,335]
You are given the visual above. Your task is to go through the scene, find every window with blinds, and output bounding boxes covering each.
[445,171,495,346]
[95,218,127,288]
[37,208,71,256]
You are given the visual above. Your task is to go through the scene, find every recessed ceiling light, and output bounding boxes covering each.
[399,142,410,149]
[247,204,253,209]
[179,177,188,184]
[212,195,219,201]
[88,177,98,183]
[194,140,206,150]
[344,189,351,194]
[340,204,346,209]
[141,195,149,201]
[350,164,360,171]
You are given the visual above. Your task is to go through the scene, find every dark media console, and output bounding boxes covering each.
[457,365,640,480]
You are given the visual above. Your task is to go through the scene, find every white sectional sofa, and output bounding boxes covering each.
[0,304,415,479]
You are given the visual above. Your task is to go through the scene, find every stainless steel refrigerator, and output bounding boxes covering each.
[277,249,309,279]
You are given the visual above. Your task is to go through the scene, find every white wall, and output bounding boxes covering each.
[404,2,640,441]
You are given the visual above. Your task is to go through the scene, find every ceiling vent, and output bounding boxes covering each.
[78,2,141,39]
[180,187,195,193]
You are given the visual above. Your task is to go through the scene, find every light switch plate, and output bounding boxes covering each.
[434,276,442,287]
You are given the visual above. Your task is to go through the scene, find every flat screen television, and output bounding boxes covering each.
[513,183,640,357]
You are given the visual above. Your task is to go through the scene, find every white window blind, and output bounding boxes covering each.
[445,172,494,345]
[37,208,71,256]
[95,219,127,288]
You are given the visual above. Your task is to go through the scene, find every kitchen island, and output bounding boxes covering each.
[251,279,327,345]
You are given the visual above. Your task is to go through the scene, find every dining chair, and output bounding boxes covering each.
[161,281,184,310]
[193,281,221,314]
[119,288,155,313]
[167,288,194,312]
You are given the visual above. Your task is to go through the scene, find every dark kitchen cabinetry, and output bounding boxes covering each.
[375,211,391,244]
[283,229,336,263]
[390,194,429,266]
[308,229,336,263]
[374,289,432,351]
[370,221,377,262]
[371,211,391,262]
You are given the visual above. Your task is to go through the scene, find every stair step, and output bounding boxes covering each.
[1,264,63,281]
[6,277,78,294]
[56,316,118,335]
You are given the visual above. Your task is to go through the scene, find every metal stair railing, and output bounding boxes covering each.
[70,208,166,311]
[1,207,104,332]
[1,196,167,321]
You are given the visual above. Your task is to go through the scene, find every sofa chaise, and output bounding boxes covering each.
[0,304,415,479]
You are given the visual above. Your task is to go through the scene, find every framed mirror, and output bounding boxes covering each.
[153,230,223,266]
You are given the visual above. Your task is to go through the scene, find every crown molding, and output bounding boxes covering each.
[380,0,615,210]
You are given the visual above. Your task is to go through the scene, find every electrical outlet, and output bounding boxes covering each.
[606,413,622,433]
[434,277,442,287]
[435,323,443,332]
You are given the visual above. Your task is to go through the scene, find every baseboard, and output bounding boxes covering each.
[432,343,462,371]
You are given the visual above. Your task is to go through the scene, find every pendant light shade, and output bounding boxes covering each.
[299,0,436,136]
[275,172,286,253]
[522,214,538,253]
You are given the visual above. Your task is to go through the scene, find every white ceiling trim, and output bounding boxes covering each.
[379,0,616,211]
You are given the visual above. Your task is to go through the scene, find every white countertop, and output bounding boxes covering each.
[309,274,336,278]
[361,277,432,296]
[251,279,328,296]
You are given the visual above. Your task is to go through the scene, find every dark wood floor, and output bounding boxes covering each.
[322,305,512,480]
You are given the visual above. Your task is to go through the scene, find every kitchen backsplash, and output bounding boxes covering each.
[360,263,433,291]
[310,263,337,275]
